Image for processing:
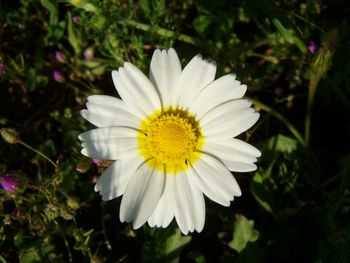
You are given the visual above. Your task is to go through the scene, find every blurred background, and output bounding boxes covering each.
[0,0,350,262]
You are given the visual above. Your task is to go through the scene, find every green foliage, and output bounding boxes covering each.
[67,12,82,54]
[142,228,191,263]
[271,18,308,54]
[0,0,350,262]
[229,215,259,252]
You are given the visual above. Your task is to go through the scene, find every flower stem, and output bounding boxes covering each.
[54,220,73,263]
[304,77,320,145]
[246,51,279,64]
[18,141,57,169]
[117,19,216,52]
[251,99,306,146]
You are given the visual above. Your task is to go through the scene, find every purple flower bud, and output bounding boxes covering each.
[83,48,94,60]
[72,15,79,23]
[53,70,65,83]
[0,63,4,75]
[92,159,103,164]
[308,42,317,54]
[15,209,20,219]
[0,174,18,193]
[55,51,65,62]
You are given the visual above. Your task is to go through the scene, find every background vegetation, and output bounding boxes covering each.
[1,0,350,262]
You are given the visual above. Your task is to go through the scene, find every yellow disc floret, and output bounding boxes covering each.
[138,108,203,173]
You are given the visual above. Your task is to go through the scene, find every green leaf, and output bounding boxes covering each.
[19,248,40,263]
[162,229,191,263]
[236,243,265,263]
[142,228,191,263]
[0,254,7,263]
[69,0,98,13]
[188,250,206,263]
[271,18,308,54]
[250,171,275,214]
[193,15,212,35]
[67,12,81,54]
[140,0,151,17]
[82,60,107,76]
[271,18,293,42]
[153,0,165,18]
[14,233,26,247]
[40,0,56,13]
[40,0,57,25]
[229,215,259,252]
[267,134,298,153]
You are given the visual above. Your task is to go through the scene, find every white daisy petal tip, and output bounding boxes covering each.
[80,148,88,156]
[240,84,248,95]
[167,47,177,56]
[80,109,87,118]
[79,47,260,234]
[111,69,118,79]
[101,195,111,202]
[251,112,260,127]
[207,59,217,68]
[195,53,203,60]
[132,220,143,230]
[255,149,262,158]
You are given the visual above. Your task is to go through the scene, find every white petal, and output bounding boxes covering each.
[203,138,261,172]
[81,140,137,160]
[120,162,165,229]
[150,48,182,106]
[204,140,260,161]
[221,160,257,172]
[187,167,228,207]
[78,126,138,141]
[112,62,161,118]
[81,97,140,128]
[95,156,144,201]
[78,127,138,160]
[188,153,241,206]
[199,99,252,126]
[189,74,247,119]
[200,100,260,139]
[174,55,216,108]
[148,174,175,228]
[87,94,124,105]
[207,112,260,140]
[173,172,205,234]
[224,138,261,157]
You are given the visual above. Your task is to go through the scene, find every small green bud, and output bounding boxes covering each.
[311,48,333,78]
[0,128,20,144]
[69,0,98,13]
[76,160,91,173]
[310,28,338,79]
[67,196,80,210]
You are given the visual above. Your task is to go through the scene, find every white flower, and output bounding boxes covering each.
[79,48,261,234]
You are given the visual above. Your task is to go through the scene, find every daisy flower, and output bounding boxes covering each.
[79,48,260,234]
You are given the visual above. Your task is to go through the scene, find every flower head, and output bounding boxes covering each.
[55,51,65,62]
[1,128,20,144]
[92,158,103,164]
[83,48,94,60]
[0,63,4,75]
[79,48,260,234]
[308,42,317,54]
[72,15,79,23]
[53,70,65,83]
[0,173,18,193]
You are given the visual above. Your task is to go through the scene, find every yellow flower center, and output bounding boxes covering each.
[138,108,204,173]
